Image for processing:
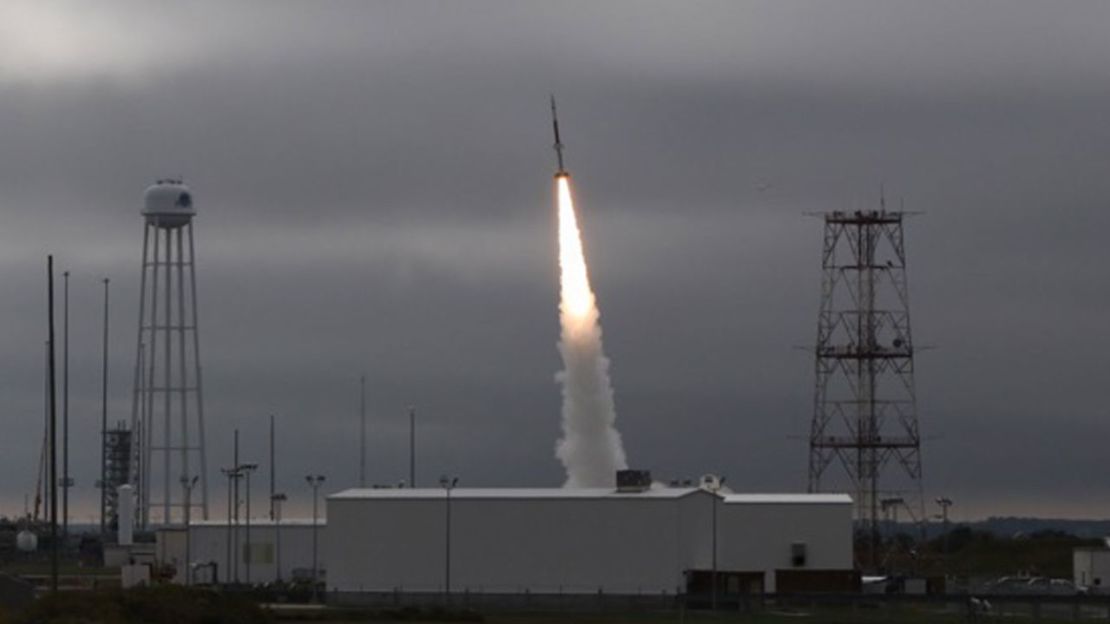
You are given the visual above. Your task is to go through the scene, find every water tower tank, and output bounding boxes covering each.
[142,179,195,229]
[16,530,38,553]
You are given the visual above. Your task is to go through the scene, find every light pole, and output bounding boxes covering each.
[62,270,69,543]
[220,466,239,585]
[408,406,416,487]
[359,376,366,488]
[880,497,904,574]
[439,475,459,601]
[936,497,953,556]
[181,475,199,586]
[704,476,726,611]
[306,474,326,602]
[271,493,287,583]
[99,278,110,538]
[239,463,258,585]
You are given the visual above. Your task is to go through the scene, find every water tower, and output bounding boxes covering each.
[128,179,209,528]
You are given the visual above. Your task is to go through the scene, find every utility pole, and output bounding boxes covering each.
[408,406,416,488]
[181,475,198,586]
[359,376,366,488]
[100,278,110,537]
[936,497,953,556]
[220,467,237,585]
[440,475,459,601]
[306,475,326,603]
[240,463,258,585]
[47,256,59,593]
[269,415,276,520]
[62,270,70,541]
[271,493,286,582]
[705,477,725,611]
[233,429,239,582]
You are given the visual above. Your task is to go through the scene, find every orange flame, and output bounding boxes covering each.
[557,175,595,320]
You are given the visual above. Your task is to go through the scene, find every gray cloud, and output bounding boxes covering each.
[1,1,1109,521]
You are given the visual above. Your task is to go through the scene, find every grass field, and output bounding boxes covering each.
[271,603,1095,624]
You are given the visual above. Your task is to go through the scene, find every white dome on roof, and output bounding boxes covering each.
[16,529,37,552]
[143,179,195,228]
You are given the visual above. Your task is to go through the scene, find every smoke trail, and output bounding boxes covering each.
[554,174,628,488]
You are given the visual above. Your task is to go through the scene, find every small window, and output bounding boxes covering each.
[791,542,807,567]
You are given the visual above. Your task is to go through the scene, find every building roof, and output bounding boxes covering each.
[723,493,853,505]
[329,487,852,504]
[329,487,706,501]
[179,518,323,528]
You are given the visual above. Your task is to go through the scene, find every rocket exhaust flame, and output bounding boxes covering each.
[554,174,628,488]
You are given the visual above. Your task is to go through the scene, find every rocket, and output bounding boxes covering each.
[551,95,567,176]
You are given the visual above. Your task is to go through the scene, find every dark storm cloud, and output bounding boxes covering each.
[1,1,1109,520]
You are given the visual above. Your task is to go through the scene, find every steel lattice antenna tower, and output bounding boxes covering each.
[807,201,923,570]
[129,179,209,528]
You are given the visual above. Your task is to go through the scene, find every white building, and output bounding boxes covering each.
[1074,547,1110,591]
[156,520,325,585]
[324,486,852,599]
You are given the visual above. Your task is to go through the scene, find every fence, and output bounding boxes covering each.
[329,589,1110,620]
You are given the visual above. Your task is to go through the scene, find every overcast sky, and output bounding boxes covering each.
[1,1,1109,522]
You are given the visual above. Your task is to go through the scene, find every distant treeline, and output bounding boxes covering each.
[872,517,1110,540]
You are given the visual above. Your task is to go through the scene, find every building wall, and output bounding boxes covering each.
[156,522,325,585]
[326,491,852,595]
[1074,549,1110,590]
[327,493,714,594]
[718,501,854,592]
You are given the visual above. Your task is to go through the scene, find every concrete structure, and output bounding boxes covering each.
[1074,546,1110,591]
[325,487,852,599]
[156,519,324,585]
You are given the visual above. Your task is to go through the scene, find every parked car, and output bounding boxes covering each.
[1024,577,1082,595]
[982,576,1033,594]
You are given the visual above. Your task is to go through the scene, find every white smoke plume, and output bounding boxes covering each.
[554,174,628,488]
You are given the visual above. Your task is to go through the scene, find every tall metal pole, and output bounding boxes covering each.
[181,475,197,586]
[440,476,458,600]
[62,270,69,540]
[245,469,251,585]
[42,341,50,523]
[936,497,953,557]
[312,482,318,601]
[47,255,59,593]
[272,493,286,582]
[306,475,325,602]
[221,467,234,585]
[359,376,366,488]
[240,463,257,585]
[233,429,240,583]
[269,415,276,520]
[711,494,718,610]
[408,406,416,488]
[100,278,110,537]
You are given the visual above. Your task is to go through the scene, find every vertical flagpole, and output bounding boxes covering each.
[100,278,110,536]
[359,376,366,487]
[269,414,276,520]
[62,271,69,539]
[47,255,59,593]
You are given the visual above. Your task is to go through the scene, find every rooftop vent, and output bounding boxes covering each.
[616,469,652,493]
